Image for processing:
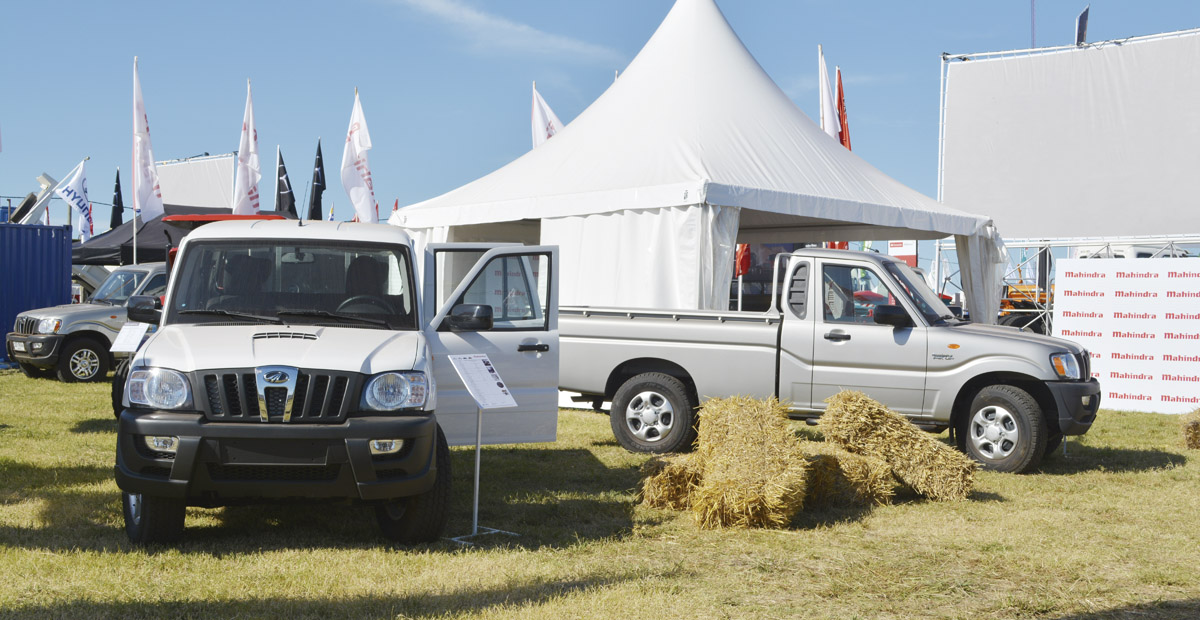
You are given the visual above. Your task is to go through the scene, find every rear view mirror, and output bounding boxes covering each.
[445,304,494,332]
[127,295,162,325]
[282,250,314,264]
[873,304,912,328]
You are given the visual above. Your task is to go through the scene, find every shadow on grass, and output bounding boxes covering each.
[1049,598,1200,619]
[0,569,675,620]
[71,418,117,434]
[1039,443,1186,474]
[0,446,641,553]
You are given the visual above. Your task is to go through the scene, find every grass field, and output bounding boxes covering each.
[1,369,1199,619]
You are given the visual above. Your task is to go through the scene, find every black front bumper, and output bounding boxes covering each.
[115,409,439,506]
[5,332,64,367]
[1045,378,1101,435]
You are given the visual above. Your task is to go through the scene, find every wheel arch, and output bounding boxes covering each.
[61,330,116,365]
[951,371,1057,432]
[604,358,699,408]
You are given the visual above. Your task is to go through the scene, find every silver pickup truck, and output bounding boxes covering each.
[560,249,1100,474]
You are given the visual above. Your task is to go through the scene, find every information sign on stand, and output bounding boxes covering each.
[110,322,152,353]
[446,353,519,545]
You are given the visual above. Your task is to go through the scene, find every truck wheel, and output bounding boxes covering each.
[112,359,131,418]
[18,362,53,379]
[958,385,1047,474]
[56,337,109,383]
[376,427,451,544]
[122,491,185,544]
[610,372,697,453]
[1043,432,1064,458]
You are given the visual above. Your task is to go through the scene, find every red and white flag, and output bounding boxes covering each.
[531,81,563,149]
[340,90,376,223]
[54,159,93,242]
[818,45,840,142]
[836,66,852,151]
[132,57,164,221]
[232,80,261,215]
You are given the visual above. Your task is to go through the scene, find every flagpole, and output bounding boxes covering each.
[274,145,280,212]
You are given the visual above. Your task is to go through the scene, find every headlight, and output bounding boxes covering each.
[1050,353,1081,380]
[127,368,193,410]
[36,318,62,334]
[362,371,428,411]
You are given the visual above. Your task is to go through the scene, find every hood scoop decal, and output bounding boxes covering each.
[253,332,318,341]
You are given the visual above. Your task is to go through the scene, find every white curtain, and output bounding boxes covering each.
[542,203,739,310]
[955,224,1008,325]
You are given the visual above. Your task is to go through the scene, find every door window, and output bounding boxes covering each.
[453,253,550,330]
[822,265,896,324]
[140,274,168,298]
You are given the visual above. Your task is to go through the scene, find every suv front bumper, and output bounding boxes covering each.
[1045,378,1101,435]
[5,332,64,367]
[115,410,439,506]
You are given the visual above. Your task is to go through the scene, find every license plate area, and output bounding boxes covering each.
[219,440,329,465]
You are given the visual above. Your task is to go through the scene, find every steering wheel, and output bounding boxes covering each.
[337,295,396,314]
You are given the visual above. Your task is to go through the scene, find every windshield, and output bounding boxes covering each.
[92,269,148,305]
[165,240,417,330]
[884,262,955,324]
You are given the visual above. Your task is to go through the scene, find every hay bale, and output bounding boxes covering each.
[821,391,976,501]
[798,441,896,508]
[689,396,808,529]
[1183,409,1200,450]
[639,454,702,511]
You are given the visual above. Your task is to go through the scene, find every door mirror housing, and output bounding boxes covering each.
[126,295,162,325]
[445,304,494,332]
[873,304,913,328]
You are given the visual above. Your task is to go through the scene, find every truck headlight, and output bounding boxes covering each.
[36,318,62,334]
[127,368,193,410]
[362,371,428,411]
[1050,353,1081,380]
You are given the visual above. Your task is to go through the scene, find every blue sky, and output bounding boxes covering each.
[2,0,1198,230]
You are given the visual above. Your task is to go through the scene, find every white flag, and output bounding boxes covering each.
[232,80,262,215]
[132,57,165,221]
[55,159,92,242]
[531,82,563,149]
[818,45,840,142]
[340,91,377,223]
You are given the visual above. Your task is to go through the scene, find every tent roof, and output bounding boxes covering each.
[391,0,991,242]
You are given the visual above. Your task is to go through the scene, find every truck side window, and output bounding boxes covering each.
[822,265,894,325]
[456,254,550,330]
[787,263,808,318]
[140,274,168,298]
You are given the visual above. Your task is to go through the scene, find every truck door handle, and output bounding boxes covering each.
[518,343,550,353]
[824,332,851,342]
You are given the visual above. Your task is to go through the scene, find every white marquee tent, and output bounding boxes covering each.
[390,0,1006,320]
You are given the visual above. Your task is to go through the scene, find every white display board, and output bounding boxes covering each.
[447,354,518,410]
[1053,258,1200,413]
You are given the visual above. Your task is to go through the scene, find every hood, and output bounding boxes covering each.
[946,322,1086,354]
[138,324,424,374]
[19,303,124,321]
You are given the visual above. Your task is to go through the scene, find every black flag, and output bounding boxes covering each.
[111,168,125,229]
[275,148,297,217]
[308,139,325,221]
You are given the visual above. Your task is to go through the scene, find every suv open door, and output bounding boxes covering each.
[423,244,559,446]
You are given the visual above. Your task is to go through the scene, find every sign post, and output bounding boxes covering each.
[446,353,519,545]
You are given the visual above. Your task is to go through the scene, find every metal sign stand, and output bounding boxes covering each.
[449,404,517,546]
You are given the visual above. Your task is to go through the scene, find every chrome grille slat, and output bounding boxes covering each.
[198,368,354,423]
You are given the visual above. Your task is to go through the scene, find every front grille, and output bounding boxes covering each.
[1079,352,1092,380]
[14,316,37,334]
[207,463,340,482]
[197,369,356,423]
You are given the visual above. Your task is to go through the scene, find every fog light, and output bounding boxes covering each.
[370,439,405,455]
[31,342,43,352]
[1081,395,1092,407]
[144,435,179,454]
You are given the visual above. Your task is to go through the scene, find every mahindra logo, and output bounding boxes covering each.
[263,370,290,384]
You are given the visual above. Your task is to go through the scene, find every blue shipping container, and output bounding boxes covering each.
[0,223,72,365]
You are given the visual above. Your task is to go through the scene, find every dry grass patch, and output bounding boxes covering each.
[1183,408,1200,450]
[821,390,977,501]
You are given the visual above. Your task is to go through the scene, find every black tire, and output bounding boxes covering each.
[1043,432,1064,458]
[112,358,131,418]
[957,385,1047,474]
[375,427,451,544]
[610,372,697,453]
[122,491,186,544]
[18,362,53,379]
[56,337,110,383]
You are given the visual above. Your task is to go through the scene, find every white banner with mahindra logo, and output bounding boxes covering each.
[1053,258,1200,414]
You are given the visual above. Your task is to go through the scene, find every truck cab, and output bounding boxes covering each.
[115,220,558,544]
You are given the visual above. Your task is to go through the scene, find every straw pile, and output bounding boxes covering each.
[689,396,808,529]
[1183,409,1200,450]
[798,441,896,508]
[821,391,976,501]
[639,454,702,511]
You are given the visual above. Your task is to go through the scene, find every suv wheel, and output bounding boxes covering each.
[122,491,186,544]
[376,427,451,544]
[57,337,109,383]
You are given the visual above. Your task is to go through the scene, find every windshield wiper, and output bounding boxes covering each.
[276,309,391,328]
[180,309,284,324]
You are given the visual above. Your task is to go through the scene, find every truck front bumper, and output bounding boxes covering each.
[115,410,439,506]
[1045,378,1101,435]
[5,332,64,367]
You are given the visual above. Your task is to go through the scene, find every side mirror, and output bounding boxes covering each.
[873,304,913,328]
[126,295,162,325]
[445,304,494,332]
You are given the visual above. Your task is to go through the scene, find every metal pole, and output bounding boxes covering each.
[471,404,483,536]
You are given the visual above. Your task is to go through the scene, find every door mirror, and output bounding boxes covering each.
[127,295,162,324]
[873,304,913,328]
[445,304,494,332]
